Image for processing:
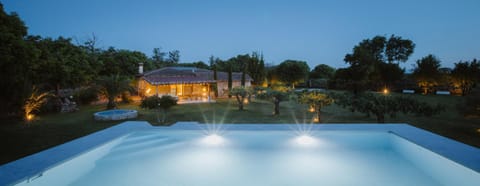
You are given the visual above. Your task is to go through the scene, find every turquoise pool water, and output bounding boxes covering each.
[11,127,480,186]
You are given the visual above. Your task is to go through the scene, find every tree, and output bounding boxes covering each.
[167,50,180,64]
[0,4,38,117]
[298,91,334,123]
[412,54,442,94]
[255,87,291,115]
[276,60,310,88]
[209,55,219,97]
[451,59,480,96]
[331,92,444,123]
[385,35,415,63]
[310,64,335,79]
[150,47,166,69]
[140,95,178,124]
[227,62,233,98]
[230,87,251,110]
[344,35,414,90]
[247,52,266,86]
[29,37,94,94]
[98,48,148,77]
[376,62,404,90]
[97,74,132,109]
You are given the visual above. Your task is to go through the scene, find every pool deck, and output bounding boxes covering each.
[0,122,479,185]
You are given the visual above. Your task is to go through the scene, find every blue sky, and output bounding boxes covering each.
[3,0,480,70]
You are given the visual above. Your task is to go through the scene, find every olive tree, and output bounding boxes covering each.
[230,87,252,111]
[255,87,291,115]
[298,91,334,123]
[331,92,444,123]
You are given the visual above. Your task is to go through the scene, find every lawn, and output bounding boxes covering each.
[1,94,479,165]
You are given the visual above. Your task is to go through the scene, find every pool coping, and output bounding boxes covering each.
[0,122,479,185]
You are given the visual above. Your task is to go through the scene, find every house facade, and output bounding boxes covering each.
[138,67,252,101]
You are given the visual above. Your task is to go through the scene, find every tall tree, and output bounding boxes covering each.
[167,50,180,64]
[385,35,415,63]
[344,35,414,90]
[276,60,310,88]
[30,37,94,93]
[310,64,335,79]
[451,59,480,96]
[0,4,37,117]
[98,48,148,77]
[152,47,166,68]
[97,74,132,109]
[227,62,233,98]
[412,54,442,94]
[247,52,266,86]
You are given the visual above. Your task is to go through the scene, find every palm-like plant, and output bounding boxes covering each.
[97,74,132,109]
[24,87,51,122]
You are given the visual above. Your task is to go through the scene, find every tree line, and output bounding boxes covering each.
[2,3,478,121]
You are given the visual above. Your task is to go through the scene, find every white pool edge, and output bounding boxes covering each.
[0,122,479,185]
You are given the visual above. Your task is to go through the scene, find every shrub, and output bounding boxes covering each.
[73,87,99,105]
[140,96,162,109]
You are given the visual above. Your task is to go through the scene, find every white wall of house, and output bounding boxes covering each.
[216,80,251,97]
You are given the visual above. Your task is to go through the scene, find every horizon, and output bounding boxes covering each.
[3,0,480,70]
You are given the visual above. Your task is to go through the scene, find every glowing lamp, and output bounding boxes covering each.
[296,135,316,146]
[26,114,34,121]
[146,88,151,94]
[313,117,319,123]
[203,134,224,145]
[243,99,249,104]
[308,106,315,113]
[383,88,389,94]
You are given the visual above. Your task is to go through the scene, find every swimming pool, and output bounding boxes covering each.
[1,122,479,185]
[93,109,138,121]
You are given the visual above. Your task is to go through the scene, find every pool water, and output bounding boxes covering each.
[14,129,480,186]
[93,109,138,121]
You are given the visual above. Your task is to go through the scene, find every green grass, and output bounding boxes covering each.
[1,94,479,165]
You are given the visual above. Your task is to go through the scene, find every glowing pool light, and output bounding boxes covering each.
[202,134,224,145]
[296,135,316,146]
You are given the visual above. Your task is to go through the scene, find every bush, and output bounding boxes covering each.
[140,95,178,124]
[140,96,162,109]
[141,95,178,109]
[73,87,99,105]
[459,87,480,117]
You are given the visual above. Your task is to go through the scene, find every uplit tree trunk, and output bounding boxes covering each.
[235,94,244,110]
[228,67,232,98]
[107,96,116,109]
[273,97,280,115]
[315,105,322,123]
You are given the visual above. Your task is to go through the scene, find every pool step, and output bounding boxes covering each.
[101,139,185,162]
[109,137,173,154]
[119,133,169,147]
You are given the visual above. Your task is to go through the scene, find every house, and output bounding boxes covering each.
[138,66,252,101]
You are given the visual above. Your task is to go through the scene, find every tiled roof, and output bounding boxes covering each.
[142,67,252,85]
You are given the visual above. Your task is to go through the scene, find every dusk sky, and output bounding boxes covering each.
[3,0,480,70]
